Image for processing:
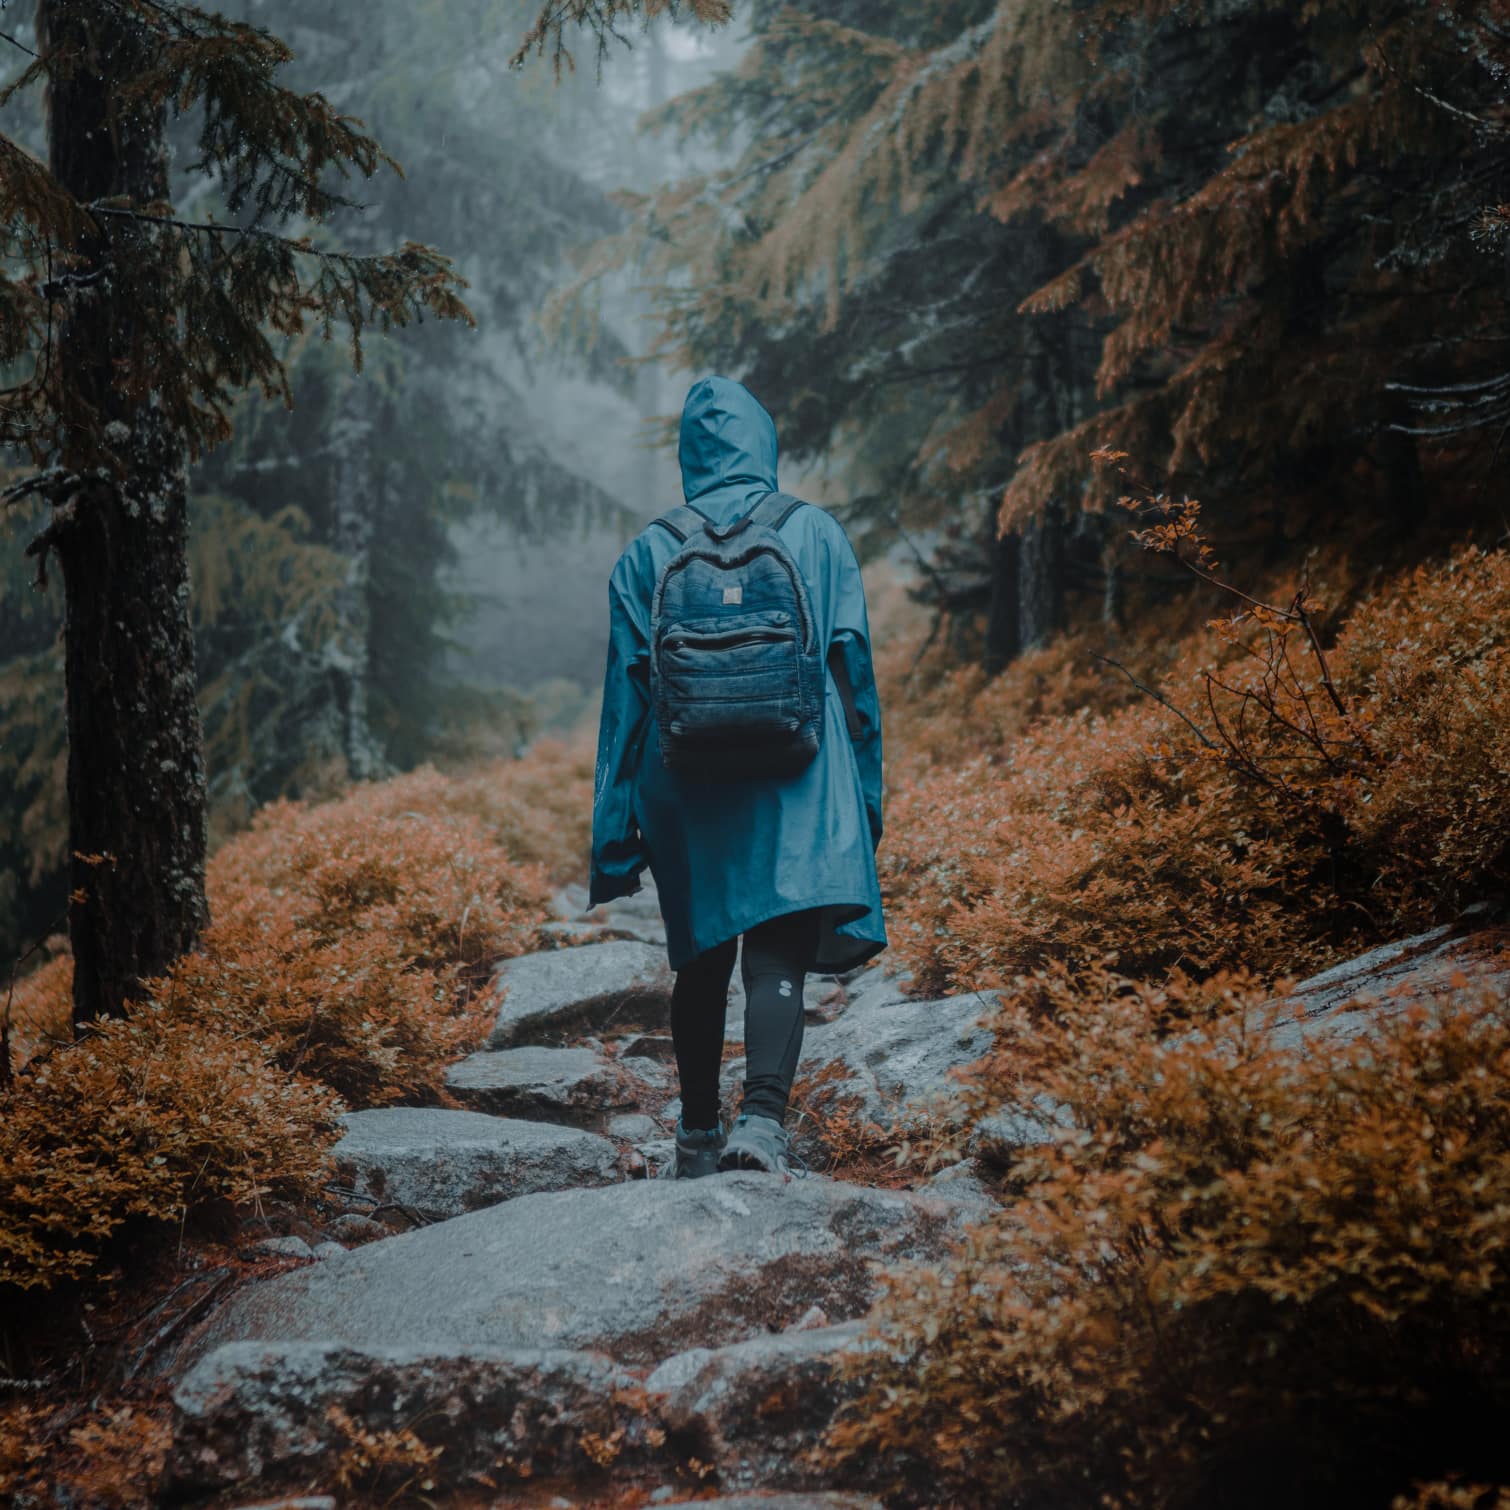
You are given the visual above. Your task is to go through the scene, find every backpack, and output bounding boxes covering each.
[649,490,830,780]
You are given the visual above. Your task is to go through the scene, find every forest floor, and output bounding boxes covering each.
[13,876,1503,1510]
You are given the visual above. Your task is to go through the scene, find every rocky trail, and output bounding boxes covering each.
[154,889,1510,1509]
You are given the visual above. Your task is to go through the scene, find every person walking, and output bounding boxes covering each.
[589,375,887,1179]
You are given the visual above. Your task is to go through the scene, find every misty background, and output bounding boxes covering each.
[0,1,836,959]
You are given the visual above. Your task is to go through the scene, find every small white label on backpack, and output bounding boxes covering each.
[722,585,743,604]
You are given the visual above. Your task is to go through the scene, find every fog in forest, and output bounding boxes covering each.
[5,4,1510,1502]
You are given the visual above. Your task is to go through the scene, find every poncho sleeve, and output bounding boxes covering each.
[824,523,885,850]
[589,550,653,904]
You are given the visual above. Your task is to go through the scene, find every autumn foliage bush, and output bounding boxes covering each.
[1,740,585,1293]
[825,966,1510,1508]
[879,543,1510,996]
[832,532,1510,1507]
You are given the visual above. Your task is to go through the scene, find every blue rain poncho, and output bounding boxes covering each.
[589,376,887,975]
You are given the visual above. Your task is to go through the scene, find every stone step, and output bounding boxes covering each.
[172,1173,969,1378]
[169,1327,894,1502]
[169,1342,652,1496]
[487,939,673,1047]
[445,1043,654,1126]
[330,1108,619,1221]
[650,1321,880,1494]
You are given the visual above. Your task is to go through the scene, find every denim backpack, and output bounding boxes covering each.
[649,491,827,780]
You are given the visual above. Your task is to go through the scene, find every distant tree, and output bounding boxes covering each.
[568,0,1509,669]
[0,0,471,1028]
[193,0,632,778]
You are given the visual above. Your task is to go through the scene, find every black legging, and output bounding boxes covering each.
[670,908,821,1131]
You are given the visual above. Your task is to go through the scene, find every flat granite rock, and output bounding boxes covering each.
[918,1157,999,1213]
[652,1322,881,1493]
[169,1341,652,1494]
[1267,922,1510,1052]
[792,987,996,1129]
[972,924,1510,1165]
[330,1108,617,1220]
[445,1044,651,1125]
[487,940,673,1047]
[175,1174,967,1376]
[548,883,592,921]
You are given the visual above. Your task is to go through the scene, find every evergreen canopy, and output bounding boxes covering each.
[0,0,473,494]
[569,0,1510,654]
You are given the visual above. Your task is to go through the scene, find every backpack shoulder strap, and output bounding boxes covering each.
[745,490,809,534]
[650,504,709,544]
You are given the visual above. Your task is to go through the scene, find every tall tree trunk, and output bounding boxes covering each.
[328,377,388,780]
[1018,500,1065,651]
[40,1,210,1029]
[983,525,1022,677]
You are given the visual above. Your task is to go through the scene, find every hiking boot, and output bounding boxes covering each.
[657,1119,726,1180]
[716,1112,807,1178]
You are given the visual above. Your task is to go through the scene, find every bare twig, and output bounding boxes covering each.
[1091,652,1221,753]
[0,26,37,58]
[87,202,376,254]
[1291,591,1349,718]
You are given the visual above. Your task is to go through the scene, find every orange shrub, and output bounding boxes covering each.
[1,1399,175,1509]
[826,970,1510,1509]
[4,948,71,1069]
[165,787,551,1105]
[1332,546,1510,924]
[2,752,566,1296]
[0,1004,340,1289]
[881,700,1322,995]
[879,546,1510,996]
[341,735,595,883]
[877,629,1135,774]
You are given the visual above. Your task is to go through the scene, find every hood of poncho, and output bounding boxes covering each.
[677,375,779,517]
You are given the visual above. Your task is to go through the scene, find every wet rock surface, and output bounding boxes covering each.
[330,1107,618,1220]
[176,1174,966,1374]
[1267,921,1510,1051]
[653,1322,880,1492]
[793,985,996,1128]
[445,1043,652,1124]
[169,1341,652,1493]
[487,939,674,1046]
[158,893,1503,1506]
[551,879,670,946]
[973,924,1510,1167]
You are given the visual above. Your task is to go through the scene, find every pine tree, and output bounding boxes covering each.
[191,0,633,776]
[0,1,471,1027]
[582,0,1509,670]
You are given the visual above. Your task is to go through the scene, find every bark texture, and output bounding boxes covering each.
[1018,500,1065,652]
[40,0,210,1027]
[982,525,1022,678]
[327,379,387,781]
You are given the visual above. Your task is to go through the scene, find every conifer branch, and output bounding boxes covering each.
[512,0,732,77]
[36,0,404,230]
[721,88,871,188]
[86,203,388,264]
[1367,25,1510,135]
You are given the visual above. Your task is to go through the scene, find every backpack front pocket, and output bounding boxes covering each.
[653,616,822,775]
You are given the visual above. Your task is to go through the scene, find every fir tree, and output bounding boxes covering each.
[0,0,472,1028]
[580,0,1509,670]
